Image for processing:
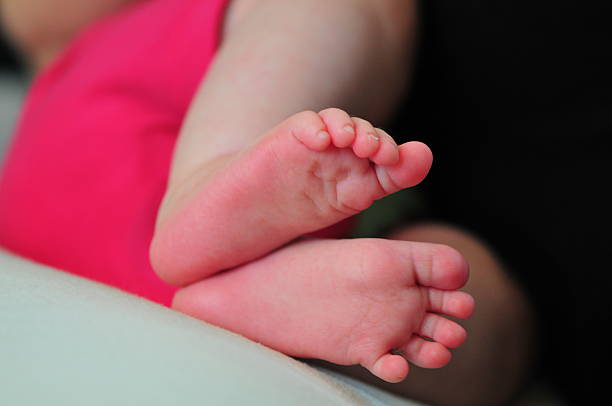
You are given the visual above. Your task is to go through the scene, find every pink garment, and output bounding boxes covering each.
[0,0,229,306]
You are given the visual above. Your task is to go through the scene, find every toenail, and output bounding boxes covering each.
[368,132,380,141]
[343,125,355,134]
[317,130,330,139]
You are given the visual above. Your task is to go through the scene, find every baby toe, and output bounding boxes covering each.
[287,110,331,151]
[352,117,381,158]
[318,108,356,148]
[370,128,399,166]
[418,313,467,348]
[411,243,470,290]
[426,289,475,319]
[399,336,452,369]
[373,141,432,194]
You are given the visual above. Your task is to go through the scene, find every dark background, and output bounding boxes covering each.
[0,32,20,71]
[392,0,611,404]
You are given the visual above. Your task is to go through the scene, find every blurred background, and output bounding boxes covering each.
[0,32,25,161]
[396,1,611,404]
[381,2,611,404]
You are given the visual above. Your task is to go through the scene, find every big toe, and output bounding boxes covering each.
[410,242,470,290]
[375,141,433,193]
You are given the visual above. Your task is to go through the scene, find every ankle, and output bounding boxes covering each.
[157,153,237,230]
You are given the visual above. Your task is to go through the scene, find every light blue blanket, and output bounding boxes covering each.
[0,251,422,406]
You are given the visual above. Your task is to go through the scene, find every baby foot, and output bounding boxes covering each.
[151,109,433,286]
[172,238,474,383]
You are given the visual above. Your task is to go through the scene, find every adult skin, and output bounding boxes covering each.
[0,0,138,68]
[1,1,534,404]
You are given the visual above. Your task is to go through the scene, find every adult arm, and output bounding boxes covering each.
[0,0,137,69]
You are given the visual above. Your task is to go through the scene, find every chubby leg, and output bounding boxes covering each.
[172,238,473,383]
[151,109,432,286]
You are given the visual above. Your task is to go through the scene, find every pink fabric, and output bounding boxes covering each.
[0,0,229,306]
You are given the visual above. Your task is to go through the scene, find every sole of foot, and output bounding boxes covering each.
[151,109,433,286]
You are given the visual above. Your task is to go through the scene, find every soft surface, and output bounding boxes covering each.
[0,250,421,406]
